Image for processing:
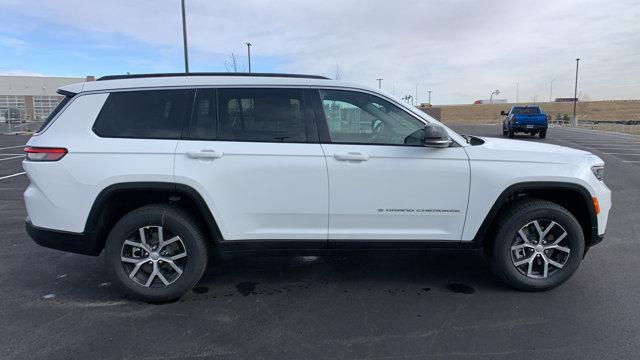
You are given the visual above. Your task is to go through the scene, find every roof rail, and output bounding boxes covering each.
[97,72,331,81]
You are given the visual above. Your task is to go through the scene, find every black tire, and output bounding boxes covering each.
[488,199,585,291]
[539,130,547,139]
[508,128,515,138]
[105,204,209,302]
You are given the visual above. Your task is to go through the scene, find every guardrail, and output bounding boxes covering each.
[551,119,640,135]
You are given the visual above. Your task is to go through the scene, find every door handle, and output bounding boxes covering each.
[334,153,370,162]
[186,150,224,159]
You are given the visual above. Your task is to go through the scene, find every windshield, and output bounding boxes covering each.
[512,107,541,115]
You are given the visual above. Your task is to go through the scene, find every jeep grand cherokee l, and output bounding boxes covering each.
[23,73,611,301]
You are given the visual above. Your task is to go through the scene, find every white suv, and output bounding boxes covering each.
[23,73,611,301]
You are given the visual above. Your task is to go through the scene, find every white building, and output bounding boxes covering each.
[0,75,94,122]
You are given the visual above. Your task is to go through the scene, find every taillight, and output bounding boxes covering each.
[24,147,68,161]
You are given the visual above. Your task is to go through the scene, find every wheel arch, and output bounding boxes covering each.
[475,181,598,256]
[84,182,222,255]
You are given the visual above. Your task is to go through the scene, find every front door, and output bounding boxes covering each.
[315,89,470,241]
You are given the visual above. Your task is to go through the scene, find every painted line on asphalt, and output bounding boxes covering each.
[0,145,25,150]
[0,153,24,156]
[622,160,640,163]
[0,155,24,162]
[0,172,25,180]
[600,153,640,155]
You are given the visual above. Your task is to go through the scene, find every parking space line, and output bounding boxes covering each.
[0,145,25,150]
[601,153,640,155]
[622,160,640,163]
[0,155,24,162]
[0,153,24,156]
[0,172,25,180]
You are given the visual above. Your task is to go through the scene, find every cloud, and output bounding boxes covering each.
[1,0,639,103]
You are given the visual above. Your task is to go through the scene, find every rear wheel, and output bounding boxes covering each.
[488,199,584,291]
[105,204,209,302]
[539,130,547,138]
[508,128,515,138]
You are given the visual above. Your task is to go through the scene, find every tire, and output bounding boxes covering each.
[539,130,547,139]
[488,199,585,291]
[105,204,209,302]
[508,128,515,138]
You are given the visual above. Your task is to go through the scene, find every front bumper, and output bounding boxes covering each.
[25,219,101,256]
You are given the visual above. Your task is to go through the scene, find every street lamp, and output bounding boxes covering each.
[181,0,189,73]
[490,89,500,104]
[549,78,556,102]
[376,78,383,89]
[573,58,580,121]
[515,82,519,103]
[246,42,252,73]
[427,90,432,105]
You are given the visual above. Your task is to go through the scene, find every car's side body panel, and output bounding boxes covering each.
[462,137,610,240]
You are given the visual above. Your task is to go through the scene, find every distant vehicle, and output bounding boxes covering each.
[502,105,548,138]
[474,99,508,104]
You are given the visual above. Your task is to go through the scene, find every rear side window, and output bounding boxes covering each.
[217,88,307,142]
[38,96,72,133]
[93,90,190,139]
[188,88,217,140]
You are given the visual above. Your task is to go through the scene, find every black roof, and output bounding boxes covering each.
[97,72,330,81]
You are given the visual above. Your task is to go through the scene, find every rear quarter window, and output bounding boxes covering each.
[93,90,191,139]
[37,96,72,133]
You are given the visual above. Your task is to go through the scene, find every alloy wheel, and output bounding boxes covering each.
[510,219,571,279]
[120,226,187,287]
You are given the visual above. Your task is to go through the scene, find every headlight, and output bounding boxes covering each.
[591,165,604,181]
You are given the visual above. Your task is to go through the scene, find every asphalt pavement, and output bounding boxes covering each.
[1,125,639,359]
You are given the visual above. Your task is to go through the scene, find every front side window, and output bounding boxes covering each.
[319,90,425,145]
[93,89,190,139]
[218,88,307,142]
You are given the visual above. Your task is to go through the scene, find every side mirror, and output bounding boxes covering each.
[500,110,508,116]
[422,123,452,148]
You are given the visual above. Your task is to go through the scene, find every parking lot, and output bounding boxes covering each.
[1,125,639,360]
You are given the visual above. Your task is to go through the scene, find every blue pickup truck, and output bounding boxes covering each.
[501,105,548,138]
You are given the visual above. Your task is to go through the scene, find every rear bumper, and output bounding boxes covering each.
[25,219,101,256]
[512,124,548,132]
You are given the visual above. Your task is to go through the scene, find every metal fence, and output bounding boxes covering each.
[0,120,44,134]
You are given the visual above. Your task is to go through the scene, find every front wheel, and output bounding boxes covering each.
[488,199,585,291]
[539,130,547,138]
[105,204,209,302]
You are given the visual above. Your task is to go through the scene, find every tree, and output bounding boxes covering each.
[334,64,343,80]
[224,51,245,73]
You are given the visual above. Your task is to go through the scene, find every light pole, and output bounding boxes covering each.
[549,78,556,102]
[515,82,519,103]
[490,89,500,104]
[376,78,383,89]
[573,58,580,121]
[415,84,418,105]
[246,42,252,73]
[427,90,432,105]
[181,0,189,73]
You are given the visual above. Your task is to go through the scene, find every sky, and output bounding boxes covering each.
[0,0,639,104]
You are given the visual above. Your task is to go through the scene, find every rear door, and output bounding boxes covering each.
[314,89,470,242]
[174,88,329,242]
